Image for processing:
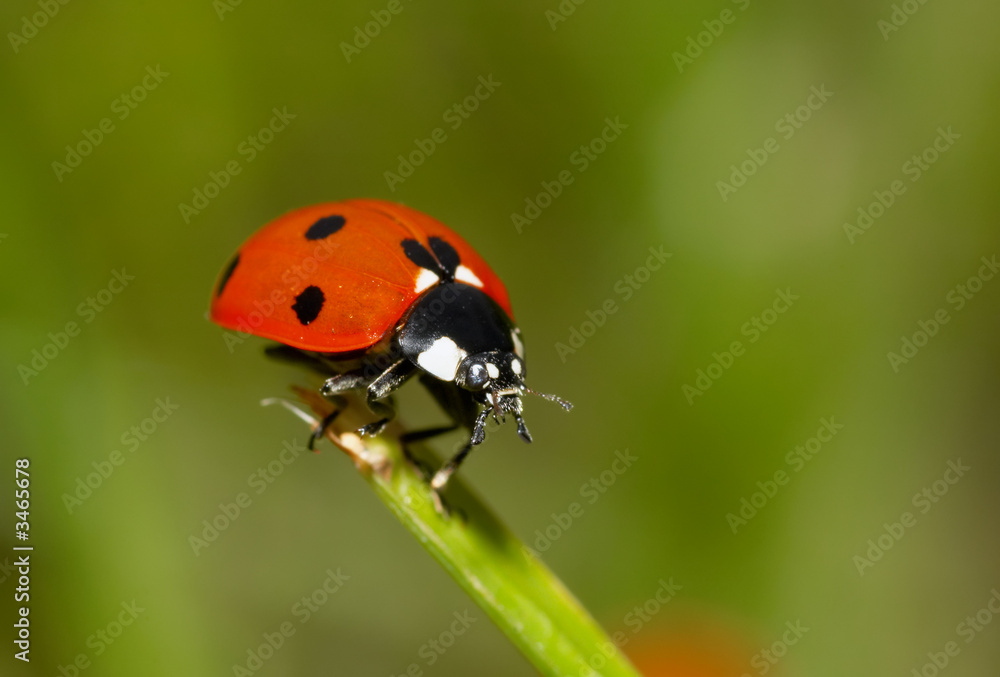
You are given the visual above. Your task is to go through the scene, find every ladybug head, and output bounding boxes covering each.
[397,282,572,445]
[455,350,523,395]
[454,350,572,443]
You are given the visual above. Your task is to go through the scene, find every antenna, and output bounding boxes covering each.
[522,386,573,412]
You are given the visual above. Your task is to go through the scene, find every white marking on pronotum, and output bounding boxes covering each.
[510,358,523,375]
[455,265,484,288]
[417,337,467,381]
[414,268,439,293]
[511,329,525,359]
[486,362,500,379]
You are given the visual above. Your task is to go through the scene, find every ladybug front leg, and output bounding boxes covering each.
[319,359,415,437]
[358,358,416,437]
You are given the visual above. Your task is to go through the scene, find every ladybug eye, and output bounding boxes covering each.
[466,363,490,390]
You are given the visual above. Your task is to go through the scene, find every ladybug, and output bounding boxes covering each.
[210,199,571,494]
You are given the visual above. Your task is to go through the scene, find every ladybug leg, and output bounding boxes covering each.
[358,358,416,437]
[358,399,395,437]
[430,408,491,492]
[307,409,342,451]
[320,373,367,397]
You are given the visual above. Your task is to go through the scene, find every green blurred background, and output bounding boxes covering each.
[2,1,998,675]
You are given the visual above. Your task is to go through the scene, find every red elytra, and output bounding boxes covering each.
[209,199,513,352]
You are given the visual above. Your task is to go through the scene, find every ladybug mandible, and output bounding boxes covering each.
[210,199,571,493]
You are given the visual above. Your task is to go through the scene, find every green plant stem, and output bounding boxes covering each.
[287,388,642,677]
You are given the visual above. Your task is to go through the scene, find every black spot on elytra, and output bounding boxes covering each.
[402,238,458,282]
[402,239,439,271]
[428,237,460,277]
[305,215,346,240]
[216,253,240,297]
[292,285,325,325]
